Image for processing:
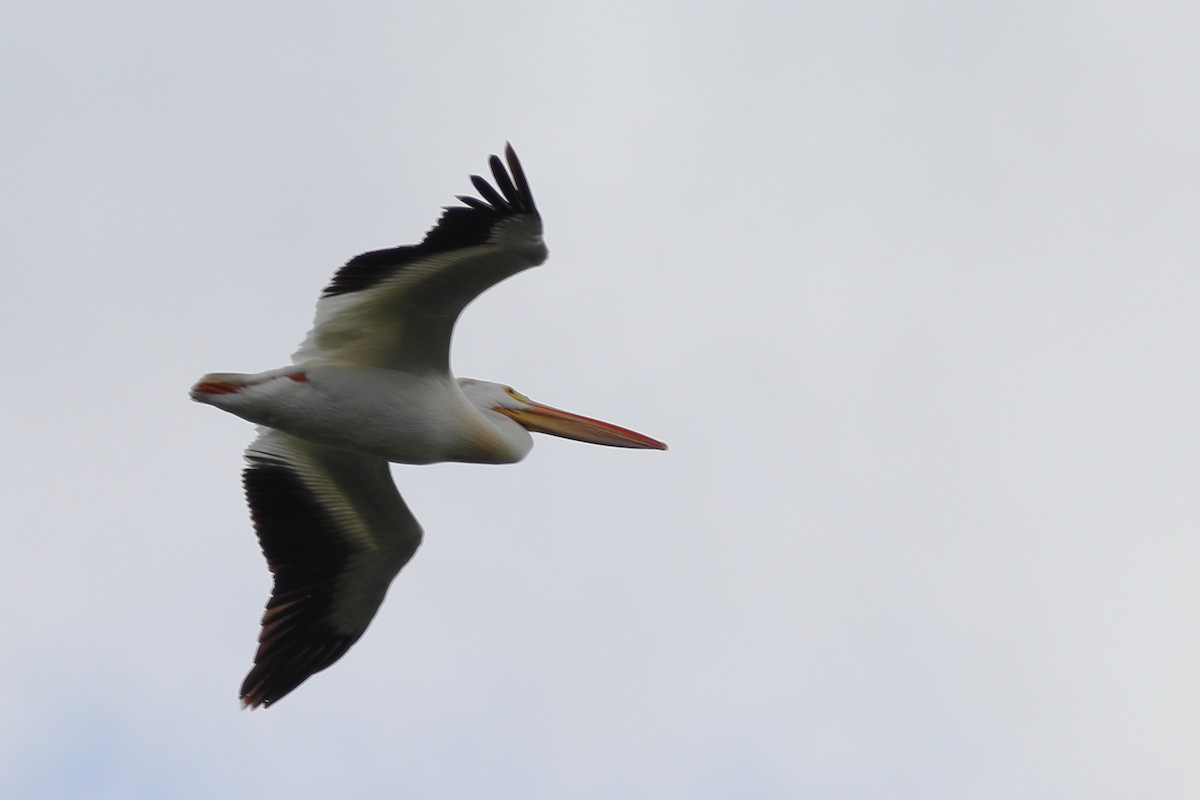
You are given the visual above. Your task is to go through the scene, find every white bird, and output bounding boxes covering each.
[191,145,666,708]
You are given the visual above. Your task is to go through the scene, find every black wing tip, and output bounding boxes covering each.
[470,172,507,207]
[320,144,538,298]
[240,455,362,709]
[470,143,536,215]
[372,142,539,240]
[503,143,534,205]
[239,634,358,709]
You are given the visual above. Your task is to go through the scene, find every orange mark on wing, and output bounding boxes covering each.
[287,372,308,382]
[192,380,243,395]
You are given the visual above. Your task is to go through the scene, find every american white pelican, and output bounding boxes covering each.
[191,145,666,708]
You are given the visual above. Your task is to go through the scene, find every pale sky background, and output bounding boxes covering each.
[3,2,1198,798]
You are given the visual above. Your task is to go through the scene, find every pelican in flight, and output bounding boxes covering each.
[191,145,666,708]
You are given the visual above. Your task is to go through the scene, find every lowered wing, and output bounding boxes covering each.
[238,428,423,708]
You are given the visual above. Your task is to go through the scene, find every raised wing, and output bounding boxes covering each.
[238,428,423,708]
[292,144,548,373]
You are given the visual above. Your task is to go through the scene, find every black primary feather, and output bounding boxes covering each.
[322,144,538,298]
[239,456,362,708]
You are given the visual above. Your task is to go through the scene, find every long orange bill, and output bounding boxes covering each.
[497,402,667,450]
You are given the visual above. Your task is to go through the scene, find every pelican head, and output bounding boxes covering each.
[457,378,668,452]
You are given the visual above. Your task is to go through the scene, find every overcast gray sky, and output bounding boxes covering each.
[3,2,1198,798]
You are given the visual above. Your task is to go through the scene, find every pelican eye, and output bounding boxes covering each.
[505,387,531,403]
